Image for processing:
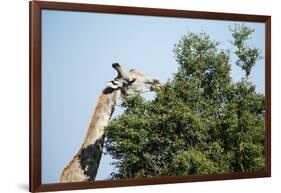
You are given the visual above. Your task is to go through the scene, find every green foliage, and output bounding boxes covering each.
[105,25,265,179]
[230,24,263,77]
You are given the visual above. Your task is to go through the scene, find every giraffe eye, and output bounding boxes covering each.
[127,78,136,85]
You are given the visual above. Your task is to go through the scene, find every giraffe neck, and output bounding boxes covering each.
[60,89,122,182]
[82,89,121,148]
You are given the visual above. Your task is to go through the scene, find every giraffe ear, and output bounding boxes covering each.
[104,81,122,94]
[106,80,121,89]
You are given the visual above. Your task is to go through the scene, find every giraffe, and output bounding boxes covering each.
[60,63,161,182]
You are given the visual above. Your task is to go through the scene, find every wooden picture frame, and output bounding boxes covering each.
[30,0,271,192]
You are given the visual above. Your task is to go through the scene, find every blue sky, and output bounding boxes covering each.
[41,9,265,184]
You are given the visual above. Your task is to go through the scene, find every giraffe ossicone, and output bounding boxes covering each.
[60,63,161,182]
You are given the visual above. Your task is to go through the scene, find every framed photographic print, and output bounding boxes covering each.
[30,0,271,192]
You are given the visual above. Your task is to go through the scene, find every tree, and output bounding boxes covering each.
[230,24,263,77]
[105,25,265,179]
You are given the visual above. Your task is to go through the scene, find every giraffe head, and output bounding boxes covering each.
[104,63,161,96]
